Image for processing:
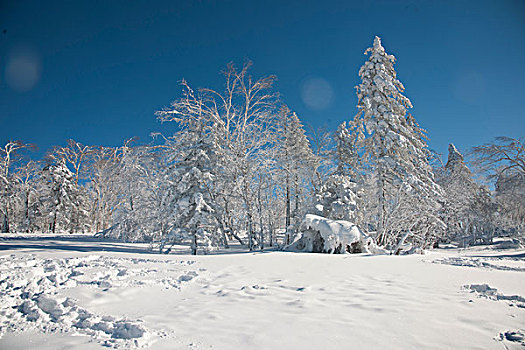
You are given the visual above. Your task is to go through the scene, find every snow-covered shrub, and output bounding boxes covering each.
[287,214,375,254]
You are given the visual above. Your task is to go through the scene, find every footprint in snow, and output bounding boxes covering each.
[240,284,270,296]
[178,271,198,282]
[496,329,525,347]
[464,284,525,308]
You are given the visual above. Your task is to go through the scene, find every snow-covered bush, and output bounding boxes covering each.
[287,214,374,254]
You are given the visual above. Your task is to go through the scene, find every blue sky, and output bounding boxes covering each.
[1,0,524,160]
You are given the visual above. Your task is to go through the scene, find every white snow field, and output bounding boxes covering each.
[0,234,524,349]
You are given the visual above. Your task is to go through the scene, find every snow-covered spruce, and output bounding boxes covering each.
[350,36,444,250]
[287,214,375,254]
[312,174,358,223]
[438,143,490,245]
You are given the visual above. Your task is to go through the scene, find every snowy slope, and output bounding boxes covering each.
[0,234,524,349]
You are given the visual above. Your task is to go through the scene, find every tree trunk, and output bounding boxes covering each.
[376,162,386,246]
[257,181,264,251]
[294,172,299,225]
[247,212,254,251]
[1,184,9,233]
[285,174,291,245]
[191,233,198,255]
[259,229,264,251]
[52,210,57,234]
[24,191,30,233]
[228,229,245,246]
[393,231,411,255]
[1,210,8,233]
[269,222,274,247]
[220,225,230,249]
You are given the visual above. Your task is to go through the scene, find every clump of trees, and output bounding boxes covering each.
[1,37,522,254]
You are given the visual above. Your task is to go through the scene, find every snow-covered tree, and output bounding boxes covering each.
[160,118,221,255]
[107,141,167,242]
[334,122,360,179]
[276,107,317,243]
[41,158,87,233]
[157,62,283,250]
[472,137,525,176]
[439,144,480,240]
[10,160,42,232]
[310,123,359,224]
[0,141,35,232]
[52,139,93,185]
[45,141,94,233]
[307,125,334,192]
[313,174,358,222]
[85,146,122,233]
[469,185,499,244]
[351,36,444,250]
[472,136,525,233]
[494,171,525,232]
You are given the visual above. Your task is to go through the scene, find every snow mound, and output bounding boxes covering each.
[491,237,524,250]
[287,214,374,254]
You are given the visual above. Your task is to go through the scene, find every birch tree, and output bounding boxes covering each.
[157,61,281,250]
[108,141,167,242]
[12,160,41,232]
[472,136,525,233]
[86,146,122,233]
[1,141,35,232]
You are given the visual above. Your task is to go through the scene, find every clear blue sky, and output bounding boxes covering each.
[1,0,524,160]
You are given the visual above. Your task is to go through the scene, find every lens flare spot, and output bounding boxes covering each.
[300,77,334,110]
[5,46,42,92]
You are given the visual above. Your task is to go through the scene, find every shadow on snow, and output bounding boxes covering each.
[0,235,280,256]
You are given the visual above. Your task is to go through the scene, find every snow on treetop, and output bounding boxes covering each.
[447,143,464,162]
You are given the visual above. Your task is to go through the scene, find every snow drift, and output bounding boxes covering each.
[287,214,374,254]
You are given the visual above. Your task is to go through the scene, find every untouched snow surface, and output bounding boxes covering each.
[0,234,524,349]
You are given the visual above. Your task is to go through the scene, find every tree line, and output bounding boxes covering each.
[1,37,523,254]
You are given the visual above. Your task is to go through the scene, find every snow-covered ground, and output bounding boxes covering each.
[0,234,524,349]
